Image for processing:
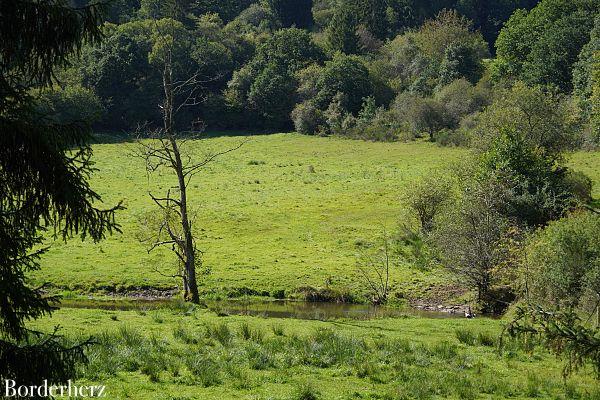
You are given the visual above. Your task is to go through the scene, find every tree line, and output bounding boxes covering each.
[48,0,600,140]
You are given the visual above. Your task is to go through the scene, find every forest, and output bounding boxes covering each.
[1,0,600,399]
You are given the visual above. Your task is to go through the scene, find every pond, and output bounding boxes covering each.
[58,298,464,320]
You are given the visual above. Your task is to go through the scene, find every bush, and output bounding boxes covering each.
[434,128,471,147]
[36,85,104,125]
[525,212,600,312]
[393,92,451,140]
[434,78,490,126]
[404,173,453,233]
[564,171,593,204]
[292,101,324,134]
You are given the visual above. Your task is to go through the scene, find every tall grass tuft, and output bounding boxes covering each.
[293,382,320,400]
[301,328,366,368]
[173,324,198,344]
[271,323,285,336]
[245,342,276,370]
[184,353,222,387]
[455,329,476,346]
[205,322,233,346]
[238,322,264,343]
[476,331,497,347]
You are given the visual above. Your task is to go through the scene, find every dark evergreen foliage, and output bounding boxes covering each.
[0,0,121,388]
[268,0,313,28]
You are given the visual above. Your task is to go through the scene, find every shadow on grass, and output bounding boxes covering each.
[91,129,289,144]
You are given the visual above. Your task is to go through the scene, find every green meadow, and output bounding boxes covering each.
[28,307,600,400]
[28,134,600,399]
[34,133,600,301]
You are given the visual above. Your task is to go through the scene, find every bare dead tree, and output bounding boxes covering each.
[356,229,401,305]
[135,20,244,303]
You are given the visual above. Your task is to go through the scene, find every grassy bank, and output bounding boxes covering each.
[33,133,600,301]
[29,307,599,400]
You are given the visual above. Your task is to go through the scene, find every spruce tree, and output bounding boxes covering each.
[0,0,121,387]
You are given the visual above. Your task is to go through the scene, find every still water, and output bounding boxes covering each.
[59,298,462,320]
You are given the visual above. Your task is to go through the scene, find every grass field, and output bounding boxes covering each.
[32,133,600,301]
[27,134,600,399]
[28,307,599,400]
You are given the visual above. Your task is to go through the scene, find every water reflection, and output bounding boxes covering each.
[59,298,462,320]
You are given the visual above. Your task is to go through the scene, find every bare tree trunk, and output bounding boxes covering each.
[136,29,244,305]
[162,51,200,304]
[171,135,200,303]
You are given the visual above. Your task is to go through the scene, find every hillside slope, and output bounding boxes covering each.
[33,134,600,301]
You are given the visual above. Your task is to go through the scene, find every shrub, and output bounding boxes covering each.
[434,78,490,126]
[434,128,471,147]
[525,212,600,311]
[404,173,452,233]
[36,85,104,125]
[393,92,451,140]
[292,101,324,134]
[564,170,593,204]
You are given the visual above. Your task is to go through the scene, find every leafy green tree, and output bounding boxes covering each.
[591,56,600,145]
[326,1,359,54]
[103,0,141,23]
[79,18,195,129]
[455,0,540,53]
[573,15,600,113]
[313,54,373,114]
[380,10,488,93]
[79,26,159,128]
[438,41,486,85]
[224,2,277,35]
[432,173,514,310]
[357,0,388,39]
[225,28,323,128]
[268,0,313,28]
[525,212,600,312]
[139,0,192,21]
[248,62,297,127]
[0,0,121,387]
[191,13,253,86]
[475,84,581,226]
[495,0,599,92]
[190,0,257,22]
[385,0,456,35]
